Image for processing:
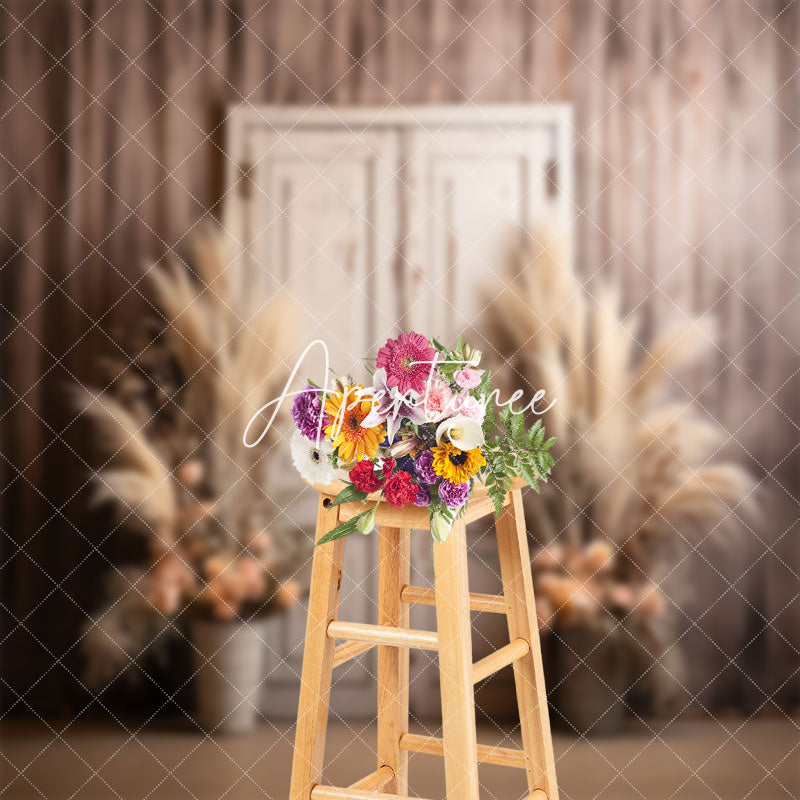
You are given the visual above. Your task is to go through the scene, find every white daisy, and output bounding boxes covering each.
[290,429,335,485]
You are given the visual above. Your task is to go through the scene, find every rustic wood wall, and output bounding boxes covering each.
[1,0,797,715]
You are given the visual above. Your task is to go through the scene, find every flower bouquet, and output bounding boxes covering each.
[289,332,556,544]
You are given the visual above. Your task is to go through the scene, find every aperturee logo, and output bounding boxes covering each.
[244,334,557,543]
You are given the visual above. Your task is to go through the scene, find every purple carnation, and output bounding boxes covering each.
[291,385,329,440]
[413,484,432,507]
[414,450,437,485]
[438,479,470,509]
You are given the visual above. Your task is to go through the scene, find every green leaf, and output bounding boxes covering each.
[543,436,557,450]
[519,463,537,488]
[316,515,362,545]
[437,361,459,379]
[475,369,493,399]
[330,484,369,506]
[488,484,505,517]
[482,404,498,437]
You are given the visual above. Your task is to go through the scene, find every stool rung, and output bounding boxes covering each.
[348,765,394,791]
[399,733,527,769]
[312,786,432,800]
[400,585,507,614]
[525,792,548,800]
[472,637,530,684]
[332,640,376,668]
[327,620,438,651]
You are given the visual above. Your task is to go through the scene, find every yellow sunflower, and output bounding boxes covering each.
[324,385,384,463]
[431,442,486,484]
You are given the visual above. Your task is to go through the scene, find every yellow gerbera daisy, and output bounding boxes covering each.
[431,442,486,484]
[324,385,384,463]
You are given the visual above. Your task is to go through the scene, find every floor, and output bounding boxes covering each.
[0,717,797,800]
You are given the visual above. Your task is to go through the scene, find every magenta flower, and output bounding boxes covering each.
[376,332,436,395]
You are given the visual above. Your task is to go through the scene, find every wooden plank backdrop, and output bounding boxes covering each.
[0,0,797,716]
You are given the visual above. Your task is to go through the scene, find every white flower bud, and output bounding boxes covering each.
[390,435,419,457]
[430,513,453,544]
[356,507,377,536]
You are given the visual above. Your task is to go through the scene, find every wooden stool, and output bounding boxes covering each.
[289,479,558,800]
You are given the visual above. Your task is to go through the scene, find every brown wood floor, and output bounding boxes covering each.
[1,717,797,799]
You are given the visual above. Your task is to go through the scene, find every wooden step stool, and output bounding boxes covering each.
[289,480,558,800]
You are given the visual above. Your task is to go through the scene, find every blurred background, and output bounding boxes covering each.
[0,1,798,798]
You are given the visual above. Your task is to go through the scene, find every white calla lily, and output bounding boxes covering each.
[435,415,484,450]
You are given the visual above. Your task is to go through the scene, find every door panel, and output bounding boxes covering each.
[405,123,557,343]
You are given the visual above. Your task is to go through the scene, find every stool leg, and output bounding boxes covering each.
[289,497,346,800]
[432,518,480,800]
[495,489,559,800]
[377,526,411,794]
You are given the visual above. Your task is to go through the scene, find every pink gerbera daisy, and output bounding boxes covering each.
[376,332,436,395]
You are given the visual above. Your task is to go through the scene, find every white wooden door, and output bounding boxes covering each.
[224,105,572,718]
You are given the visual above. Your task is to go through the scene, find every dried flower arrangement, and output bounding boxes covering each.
[484,231,759,724]
[77,229,305,688]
